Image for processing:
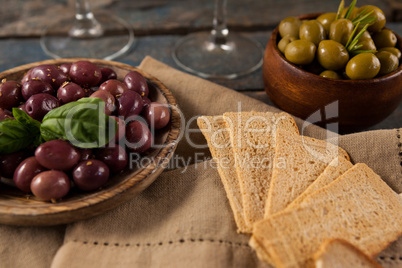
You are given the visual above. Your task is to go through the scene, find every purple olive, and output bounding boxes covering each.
[0,150,30,178]
[31,170,70,201]
[59,63,72,75]
[109,116,126,143]
[142,96,151,107]
[21,80,54,101]
[117,90,143,119]
[17,103,27,113]
[30,64,68,89]
[123,71,149,97]
[13,156,47,193]
[35,140,81,171]
[57,82,86,104]
[72,160,109,191]
[96,145,128,173]
[142,102,170,130]
[69,61,102,88]
[89,90,115,115]
[21,69,33,84]
[25,93,59,121]
[100,67,117,83]
[0,80,22,110]
[99,79,127,98]
[125,120,153,154]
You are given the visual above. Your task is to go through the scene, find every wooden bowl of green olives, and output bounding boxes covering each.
[263,8,402,132]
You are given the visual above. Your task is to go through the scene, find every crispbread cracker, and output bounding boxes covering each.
[314,239,382,268]
[251,163,402,268]
[264,129,350,216]
[286,156,353,210]
[197,115,250,233]
[223,111,299,229]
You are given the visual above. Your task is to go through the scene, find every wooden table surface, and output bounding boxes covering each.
[0,0,401,133]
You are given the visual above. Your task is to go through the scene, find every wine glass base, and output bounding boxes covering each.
[40,11,134,60]
[172,32,263,79]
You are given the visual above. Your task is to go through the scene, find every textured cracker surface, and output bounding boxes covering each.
[197,115,250,233]
[286,156,353,211]
[223,111,299,229]
[252,163,402,268]
[264,129,350,217]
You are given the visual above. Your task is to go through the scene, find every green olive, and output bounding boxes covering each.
[345,53,380,80]
[379,47,401,60]
[320,70,342,79]
[372,29,397,50]
[329,19,354,46]
[316,12,337,34]
[279,17,302,39]
[356,31,377,51]
[278,36,296,53]
[317,40,349,71]
[299,20,326,46]
[376,51,399,76]
[358,5,386,32]
[284,40,316,65]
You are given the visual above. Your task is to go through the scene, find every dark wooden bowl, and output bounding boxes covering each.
[0,58,182,226]
[263,14,402,132]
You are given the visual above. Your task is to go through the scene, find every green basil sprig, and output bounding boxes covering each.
[41,97,116,148]
[0,108,41,154]
[0,97,117,154]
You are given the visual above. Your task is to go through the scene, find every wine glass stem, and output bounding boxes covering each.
[211,0,229,45]
[69,0,104,38]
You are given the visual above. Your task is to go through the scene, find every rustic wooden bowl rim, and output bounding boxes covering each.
[0,58,182,226]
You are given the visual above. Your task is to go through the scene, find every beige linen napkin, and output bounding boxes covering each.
[0,57,401,268]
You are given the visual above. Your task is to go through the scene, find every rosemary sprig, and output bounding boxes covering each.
[345,22,361,49]
[347,24,369,51]
[350,49,378,55]
[346,23,377,54]
[352,8,376,26]
[344,0,357,19]
[336,0,345,20]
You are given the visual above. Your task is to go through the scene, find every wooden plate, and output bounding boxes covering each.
[0,58,182,226]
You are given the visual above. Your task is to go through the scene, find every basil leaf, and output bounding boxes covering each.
[12,108,41,129]
[0,119,35,154]
[40,97,117,148]
[12,108,41,135]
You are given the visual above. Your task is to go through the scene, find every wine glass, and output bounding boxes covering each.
[172,0,264,79]
[40,0,134,60]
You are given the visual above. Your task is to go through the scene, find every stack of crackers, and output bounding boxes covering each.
[197,111,402,268]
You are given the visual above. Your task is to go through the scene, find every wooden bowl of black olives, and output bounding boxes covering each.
[263,3,402,132]
[0,58,182,226]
